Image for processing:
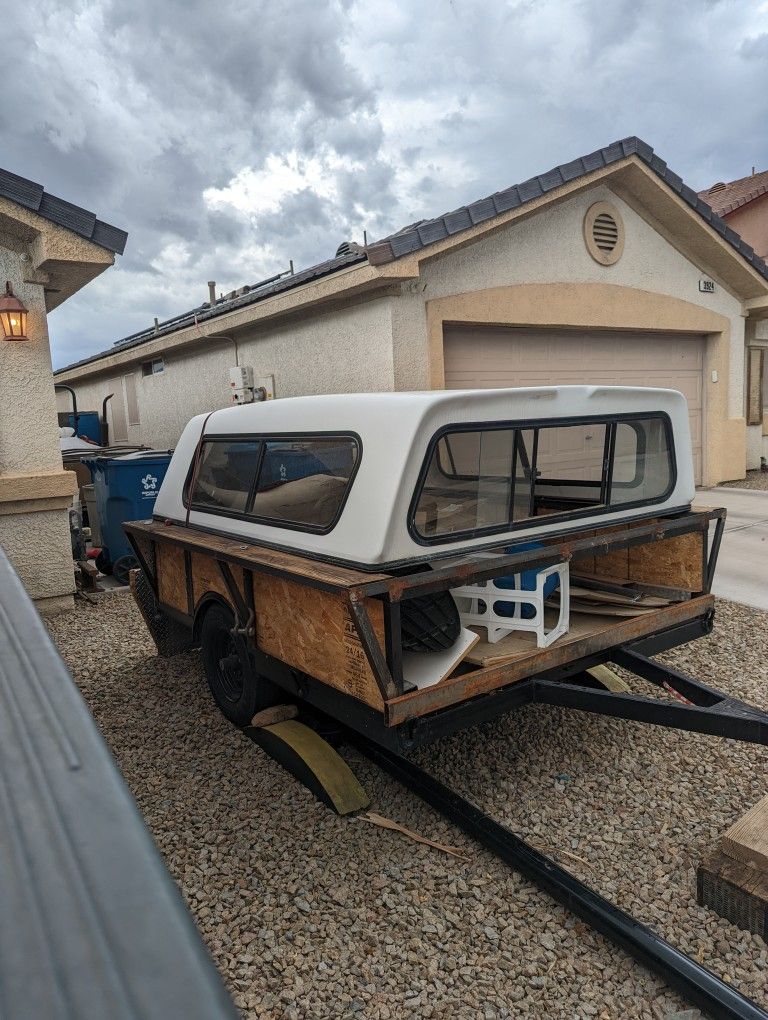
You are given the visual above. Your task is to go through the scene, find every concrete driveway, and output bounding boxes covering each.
[697,486,768,611]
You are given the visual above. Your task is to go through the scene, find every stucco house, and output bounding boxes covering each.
[55,136,768,485]
[700,169,768,449]
[0,168,126,611]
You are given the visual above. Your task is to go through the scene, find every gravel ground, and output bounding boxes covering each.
[48,594,768,1019]
[720,470,768,491]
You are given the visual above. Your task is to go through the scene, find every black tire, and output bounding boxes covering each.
[200,603,280,726]
[95,550,112,575]
[401,590,461,652]
[112,553,139,586]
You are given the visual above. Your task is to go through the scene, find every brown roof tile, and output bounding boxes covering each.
[698,169,768,218]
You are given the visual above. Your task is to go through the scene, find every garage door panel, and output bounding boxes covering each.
[444,327,704,485]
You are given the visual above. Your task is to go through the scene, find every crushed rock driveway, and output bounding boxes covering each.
[47,593,768,1019]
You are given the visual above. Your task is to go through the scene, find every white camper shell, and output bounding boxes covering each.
[156,386,694,569]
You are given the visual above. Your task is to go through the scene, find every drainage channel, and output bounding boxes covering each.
[345,733,768,1020]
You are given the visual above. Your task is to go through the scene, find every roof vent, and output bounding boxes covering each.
[583,202,625,266]
[335,240,364,258]
[708,182,727,195]
[592,212,619,253]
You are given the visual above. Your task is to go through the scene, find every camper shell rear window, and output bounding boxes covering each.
[410,413,676,544]
[185,433,360,533]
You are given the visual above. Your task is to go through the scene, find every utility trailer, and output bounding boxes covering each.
[123,385,756,751]
[124,386,768,1019]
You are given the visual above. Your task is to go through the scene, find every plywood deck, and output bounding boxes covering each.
[465,610,628,668]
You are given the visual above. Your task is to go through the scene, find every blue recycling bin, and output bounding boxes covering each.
[84,451,172,583]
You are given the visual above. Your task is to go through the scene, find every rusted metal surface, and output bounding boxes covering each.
[124,520,391,594]
[384,595,715,726]
[359,510,724,602]
[348,592,400,700]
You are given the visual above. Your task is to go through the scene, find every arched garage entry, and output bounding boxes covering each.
[443,326,704,484]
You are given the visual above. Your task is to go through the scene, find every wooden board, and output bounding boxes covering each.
[721,795,768,872]
[125,519,390,593]
[156,542,187,614]
[191,552,246,609]
[698,849,767,942]
[575,518,705,592]
[466,610,607,667]
[627,530,704,590]
[386,595,714,725]
[592,523,630,579]
[252,574,386,710]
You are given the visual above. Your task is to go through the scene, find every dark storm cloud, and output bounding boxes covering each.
[0,0,765,367]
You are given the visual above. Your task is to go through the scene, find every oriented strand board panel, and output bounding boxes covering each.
[253,574,385,710]
[627,530,704,590]
[156,542,187,613]
[592,524,630,580]
[570,529,596,576]
[191,552,246,609]
[722,795,768,872]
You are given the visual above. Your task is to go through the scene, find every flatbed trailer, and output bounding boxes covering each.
[125,504,735,751]
[122,387,768,1019]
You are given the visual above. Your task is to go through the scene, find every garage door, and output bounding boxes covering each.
[443,327,704,484]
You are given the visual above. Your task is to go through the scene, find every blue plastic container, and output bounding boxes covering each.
[64,411,101,444]
[84,451,172,573]
[493,540,560,620]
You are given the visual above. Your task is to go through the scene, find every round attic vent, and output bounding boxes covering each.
[708,182,727,195]
[583,202,625,266]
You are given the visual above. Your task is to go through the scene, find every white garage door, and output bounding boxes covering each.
[443,327,704,484]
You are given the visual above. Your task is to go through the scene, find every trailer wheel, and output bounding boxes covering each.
[200,603,280,726]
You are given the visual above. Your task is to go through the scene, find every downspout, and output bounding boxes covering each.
[55,384,79,436]
[100,393,114,446]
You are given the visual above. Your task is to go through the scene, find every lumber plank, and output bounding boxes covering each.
[697,849,768,941]
[721,795,768,872]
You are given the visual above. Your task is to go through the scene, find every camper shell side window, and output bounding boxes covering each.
[184,433,361,533]
[410,413,676,543]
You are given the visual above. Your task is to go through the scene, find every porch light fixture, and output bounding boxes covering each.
[0,281,29,340]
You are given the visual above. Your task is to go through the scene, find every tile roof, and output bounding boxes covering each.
[697,169,768,218]
[366,136,768,280]
[0,166,127,254]
[55,135,768,375]
[56,248,366,373]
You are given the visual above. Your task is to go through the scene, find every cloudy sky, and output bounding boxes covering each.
[4,0,768,368]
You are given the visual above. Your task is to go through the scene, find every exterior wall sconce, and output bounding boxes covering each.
[0,281,29,340]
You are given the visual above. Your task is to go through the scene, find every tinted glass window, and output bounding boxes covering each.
[610,418,672,505]
[191,440,261,512]
[413,416,673,541]
[251,438,358,529]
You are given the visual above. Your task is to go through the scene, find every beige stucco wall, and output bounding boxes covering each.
[58,181,752,484]
[65,296,397,449]
[0,240,76,608]
[725,194,768,261]
[389,184,747,485]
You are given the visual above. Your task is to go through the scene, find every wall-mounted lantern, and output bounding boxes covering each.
[0,282,29,340]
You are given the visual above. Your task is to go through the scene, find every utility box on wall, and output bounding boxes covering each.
[229,367,275,404]
[229,365,255,404]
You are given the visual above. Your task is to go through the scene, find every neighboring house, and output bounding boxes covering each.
[0,168,126,611]
[55,136,768,486]
[700,170,768,455]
